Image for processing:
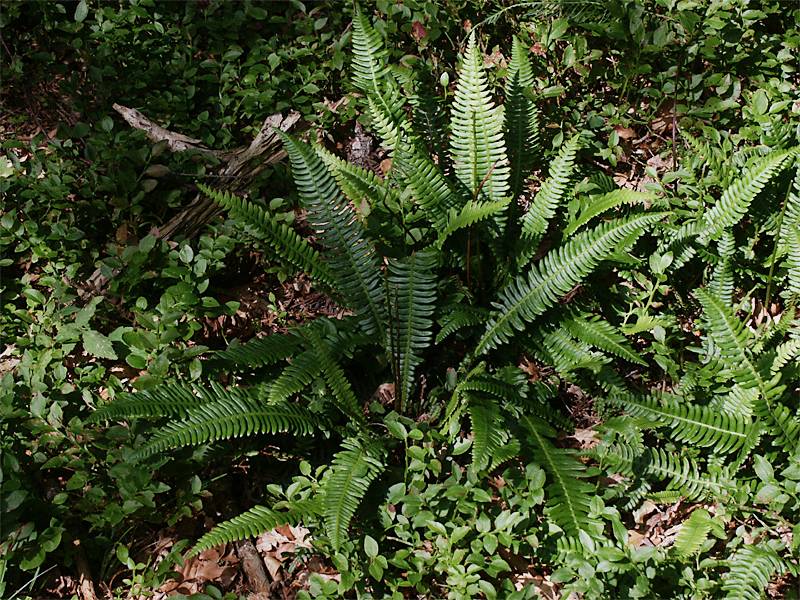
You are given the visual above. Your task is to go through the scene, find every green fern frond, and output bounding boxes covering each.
[388,250,437,409]
[350,5,391,95]
[268,350,322,404]
[315,145,398,217]
[778,164,800,257]
[697,289,798,450]
[522,415,599,537]
[520,134,582,242]
[89,381,252,423]
[673,508,720,558]
[132,399,322,461]
[722,544,786,600]
[213,333,300,370]
[564,189,653,237]
[190,499,320,557]
[450,33,510,204]
[540,328,607,375]
[394,141,459,230]
[641,448,735,501]
[468,398,511,471]
[772,337,800,373]
[323,437,385,550]
[699,149,796,243]
[280,133,387,340]
[710,231,736,306]
[307,328,363,423]
[477,213,666,354]
[563,314,646,365]
[435,199,511,249]
[608,392,754,454]
[785,227,800,296]
[436,304,490,343]
[505,36,540,199]
[198,184,331,284]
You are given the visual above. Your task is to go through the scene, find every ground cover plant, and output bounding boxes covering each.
[2,1,800,598]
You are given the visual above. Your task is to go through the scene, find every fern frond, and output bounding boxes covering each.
[520,134,582,241]
[673,508,719,559]
[710,231,736,306]
[394,141,459,230]
[198,184,331,284]
[540,328,607,375]
[699,149,796,243]
[641,449,735,501]
[190,499,320,557]
[436,304,490,343]
[323,437,385,550]
[722,544,786,600]
[280,133,387,340]
[435,199,511,249]
[388,250,437,409]
[772,337,800,373]
[307,328,363,423]
[450,33,510,204]
[564,189,653,237]
[268,350,322,404]
[785,227,800,296]
[563,314,646,365]
[477,213,666,354]
[522,415,599,537]
[468,398,511,471]
[350,5,391,95]
[697,289,798,450]
[132,399,322,461]
[89,381,252,423]
[505,36,540,199]
[607,392,754,454]
[213,333,300,370]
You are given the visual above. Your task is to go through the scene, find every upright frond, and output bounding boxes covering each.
[323,437,385,550]
[520,134,582,242]
[450,34,510,204]
[505,36,540,199]
[388,250,437,410]
[477,213,666,354]
[722,545,786,600]
[394,141,459,230]
[468,398,511,471]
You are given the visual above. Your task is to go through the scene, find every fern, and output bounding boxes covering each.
[280,133,388,340]
[710,231,736,306]
[520,134,582,242]
[189,499,320,557]
[563,314,646,365]
[607,391,754,454]
[540,327,607,375]
[641,448,735,501]
[699,149,796,243]
[436,304,490,343]
[268,349,322,404]
[722,544,786,600]
[564,189,653,237]
[450,33,510,205]
[131,398,322,461]
[198,184,332,284]
[213,332,300,370]
[673,509,718,558]
[505,36,540,199]
[477,213,666,354]
[468,398,511,471]
[323,437,385,550]
[89,381,252,423]
[394,141,459,230]
[308,328,363,423]
[522,415,599,537]
[388,250,437,409]
[435,199,510,249]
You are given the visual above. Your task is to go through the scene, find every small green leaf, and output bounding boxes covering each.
[74,0,88,23]
[364,535,378,559]
[83,330,118,360]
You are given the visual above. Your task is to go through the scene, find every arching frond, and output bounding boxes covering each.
[198,184,331,284]
[522,415,599,537]
[280,133,387,341]
[435,199,511,249]
[468,398,512,471]
[213,332,300,370]
[132,399,322,461]
[436,304,490,343]
[190,499,320,557]
[563,314,646,365]
[477,213,666,354]
[699,149,796,243]
[710,231,736,306]
[641,449,735,501]
[672,508,717,558]
[268,350,322,404]
[722,544,786,600]
[564,189,653,237]
[323,437,385,551]
[607,391,754,454]
[394,140,459,230]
